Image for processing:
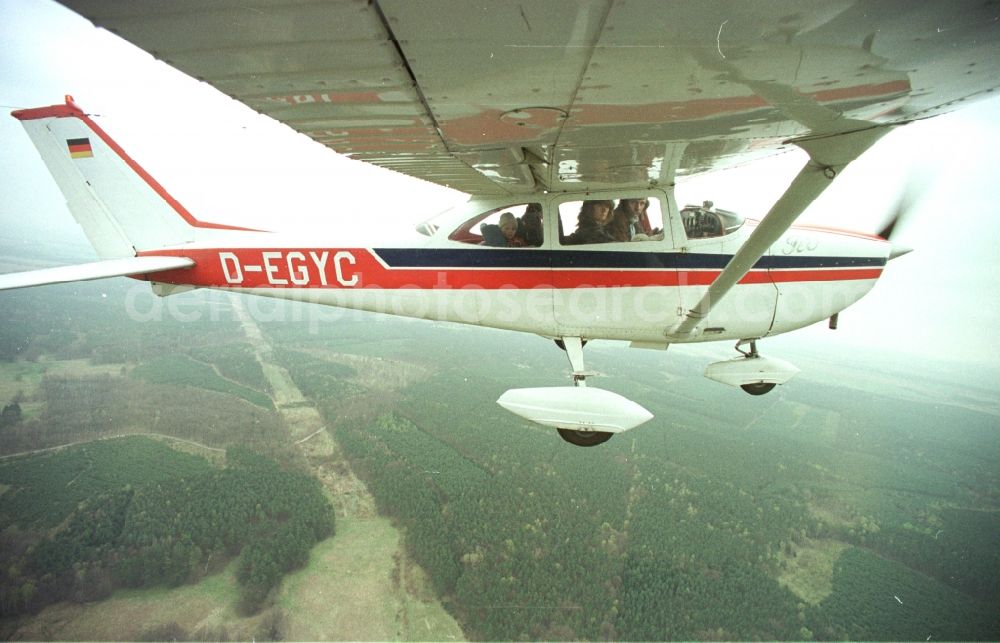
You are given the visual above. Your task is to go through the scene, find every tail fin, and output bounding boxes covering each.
[12,96,254,259]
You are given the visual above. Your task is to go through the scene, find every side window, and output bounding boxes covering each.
[448,203,543,247]
[558,197,665,246]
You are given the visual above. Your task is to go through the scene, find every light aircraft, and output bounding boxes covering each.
[2,1,999,446]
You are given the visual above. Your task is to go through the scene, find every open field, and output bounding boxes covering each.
[778,538,850,605]
[280,517,463,641]
[0,359,126,402]
[9,561,252,641]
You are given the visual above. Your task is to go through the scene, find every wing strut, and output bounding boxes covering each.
[668,125,893,338]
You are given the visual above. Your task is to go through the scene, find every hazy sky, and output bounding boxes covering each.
[2,0,1000,368]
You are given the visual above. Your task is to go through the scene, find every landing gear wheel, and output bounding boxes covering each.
[554,339,588,351]
[740,382,776,396]
[557,428,613,447]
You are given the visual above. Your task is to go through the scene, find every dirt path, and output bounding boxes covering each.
[229,295,464,640]
[0,432,225,460]
[229,295,376,518]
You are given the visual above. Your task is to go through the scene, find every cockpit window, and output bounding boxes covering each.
[558,197,665,246]
[681,201,743,239]
[448,203,543,247]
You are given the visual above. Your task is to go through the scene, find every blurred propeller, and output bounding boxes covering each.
[877,210,903,241]
[876,167,929,260]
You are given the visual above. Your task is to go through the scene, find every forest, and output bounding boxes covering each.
[264,311,1000,641]
[0,437,334,617]
[0,280,997,640]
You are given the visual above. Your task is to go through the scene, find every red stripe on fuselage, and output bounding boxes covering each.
[139,248,883,290]
[768,268,882,282]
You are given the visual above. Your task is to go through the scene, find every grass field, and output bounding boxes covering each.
[0,359,125,402]
[0,362,45,402]
[778,538,850,605]
[279,516,464,641]
[9,560,253,641]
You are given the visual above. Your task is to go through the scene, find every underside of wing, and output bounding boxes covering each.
[62,0,1000,195]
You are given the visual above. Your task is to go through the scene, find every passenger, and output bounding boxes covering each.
[606,199,644,241]
[481,213,508,247]
[566,200,615,245]
[482,212,527,247]
[519,203,544,247]
[499,212,527,247]
[611,198,665,241]
[627,198,653,234]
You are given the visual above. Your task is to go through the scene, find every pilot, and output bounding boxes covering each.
[567,200,615,245]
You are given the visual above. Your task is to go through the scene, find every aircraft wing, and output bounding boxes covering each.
[61,1,999,195]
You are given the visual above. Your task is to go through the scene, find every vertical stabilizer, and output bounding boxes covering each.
[12,97,253,259]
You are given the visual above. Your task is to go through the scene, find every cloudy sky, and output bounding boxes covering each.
[2,0,999,368]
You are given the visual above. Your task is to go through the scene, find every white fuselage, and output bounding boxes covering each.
[140,190,890,344]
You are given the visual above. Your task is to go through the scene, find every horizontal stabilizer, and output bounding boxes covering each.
[0,256,194,291]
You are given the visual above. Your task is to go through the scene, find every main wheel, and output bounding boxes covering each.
[740,382,776,396]
[557,428,613,447]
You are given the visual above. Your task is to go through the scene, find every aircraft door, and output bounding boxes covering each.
[673,202,779,339]
[551,195,681,342]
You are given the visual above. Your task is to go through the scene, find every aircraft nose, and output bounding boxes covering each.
[888,243,913,260]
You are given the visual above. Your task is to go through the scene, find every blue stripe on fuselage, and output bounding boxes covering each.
[373,248,886,270]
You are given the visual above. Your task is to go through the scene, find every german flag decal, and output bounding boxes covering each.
[67,137,93,158]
